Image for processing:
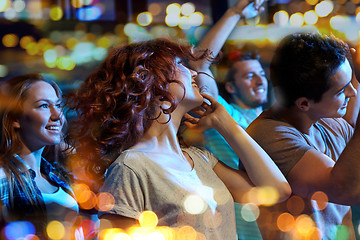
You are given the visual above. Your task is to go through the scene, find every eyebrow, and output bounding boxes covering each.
[335,80,351,94]
[34,98,61,104]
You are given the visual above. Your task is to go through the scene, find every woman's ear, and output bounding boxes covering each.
[295,97,310,111]
[12,119,20,129]
[225,82,236,94]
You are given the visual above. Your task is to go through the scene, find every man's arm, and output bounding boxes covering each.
[285,117,360,205]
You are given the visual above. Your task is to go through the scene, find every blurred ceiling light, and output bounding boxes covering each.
[181,2,195,16]
[290,13,304,27]
[273,10,289,26]
[188,12,204,26]
[137,12,153,26]
[304,10,318,25]
[166,3,181,15]
[165,13,180,27]
[13,0,25,12]
[315,0,334,17]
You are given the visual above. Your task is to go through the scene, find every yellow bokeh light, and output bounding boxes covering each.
[139,211,158,228]
[0,0,11,12]
[148,3,161,16]
[57,56,76,71]
[66,37,78,50]
[315,0,334,17]
[273,10,289,26]
[305,0,319,5]
[179,16,191,29]
[46,221,65,240]
[176,226,197,240]
[2,33,18,47]
[100,228,128,240]
[295,214,315,236]
[277,213,295,232]
[184,195,206,214]
[257,186,279,206]
[304,10,318,25]
[71,0,84,8]
[44,49,57,64]
[20,35,35,49]
[289,13,304,27]
[165,14,180,27]
[26,42,40,55]
[181,2,195,16]
[166,3,181,15]
[240,203,259,222]
[356,12,360,22]
[137,12,153,26]
[97,36,111,48]
[50,6,63,21]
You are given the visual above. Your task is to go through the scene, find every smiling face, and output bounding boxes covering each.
[15,81,64,151]
[309,59,357,119]
[226,59,268,109]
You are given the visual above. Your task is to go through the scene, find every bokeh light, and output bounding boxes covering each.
[166,3,181,15]
[184,194,206,214]
[289,13,304,27]
[304,10,318,25]
[137,12,153,26]
[311,191,328,211]
[315,0,334,17]
[273,10,289,26]
[46,221,65,240]
[277,213,295,232]
[286,195,305,215]
[0,0,11,12]
[2,33,18,47]
[0,64,9,77]
[295,214,315,237]
[4,221,35,239]
[50,6,63,21]
[139,211,158,228]
[165,14,180,27]
[148,3,161,16]
[240,203,259,222]
[181,2,195,16]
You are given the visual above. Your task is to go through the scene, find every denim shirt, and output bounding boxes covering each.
[0,155,75,235]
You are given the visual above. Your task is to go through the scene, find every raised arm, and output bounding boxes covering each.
[184,94,291,203]
[190,0,265,99]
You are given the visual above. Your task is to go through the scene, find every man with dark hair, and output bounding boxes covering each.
[246,32,360,239]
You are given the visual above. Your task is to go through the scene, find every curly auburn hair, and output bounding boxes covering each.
[66,38,211,178]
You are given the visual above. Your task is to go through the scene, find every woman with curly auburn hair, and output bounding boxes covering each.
[66,37,291,239]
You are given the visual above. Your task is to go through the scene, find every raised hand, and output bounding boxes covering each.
[183,93,232,132]
[231,0,265,19]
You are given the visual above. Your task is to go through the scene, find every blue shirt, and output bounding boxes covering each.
[0,155,74,236]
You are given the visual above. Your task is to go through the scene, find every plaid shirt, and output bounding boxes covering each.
[0,155,75,236]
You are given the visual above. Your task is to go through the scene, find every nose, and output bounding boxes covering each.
[254,74,266,85]
[50,106,62,121]
[190,69,198,79]
[346,82,357,98]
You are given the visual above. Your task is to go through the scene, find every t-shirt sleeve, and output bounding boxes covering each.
[98,157,144,220]
[247,119,312,176]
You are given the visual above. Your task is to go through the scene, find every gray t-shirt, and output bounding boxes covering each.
[247,109,355,239]
[98,146,237,240]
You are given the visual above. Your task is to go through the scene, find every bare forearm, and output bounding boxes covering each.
[213,115,290,199]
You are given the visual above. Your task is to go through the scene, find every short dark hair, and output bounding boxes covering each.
[270,32,351,107]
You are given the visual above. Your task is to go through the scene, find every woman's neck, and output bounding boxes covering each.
[17,145,44,173]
